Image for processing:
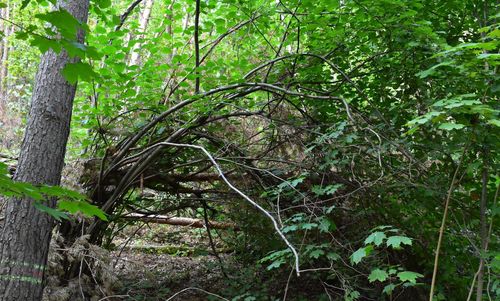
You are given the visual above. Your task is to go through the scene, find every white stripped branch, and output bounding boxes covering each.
[148,142,302,275]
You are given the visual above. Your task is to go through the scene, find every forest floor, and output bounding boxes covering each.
[111,224,233,300]
[113,250,228,300]
[44,223,245,301]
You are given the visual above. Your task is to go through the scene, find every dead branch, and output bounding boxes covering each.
[120,213,239,230]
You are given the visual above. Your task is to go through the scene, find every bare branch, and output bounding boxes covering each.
[146,142,302,275]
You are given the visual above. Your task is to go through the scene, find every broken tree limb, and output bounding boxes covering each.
[121,213,239,231]
[121,244,234,255]
[142,142,301,276]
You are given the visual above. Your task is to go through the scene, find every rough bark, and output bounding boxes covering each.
[0,0,89,299]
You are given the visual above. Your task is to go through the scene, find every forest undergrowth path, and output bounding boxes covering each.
[111,225,231,301]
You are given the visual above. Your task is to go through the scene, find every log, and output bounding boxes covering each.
[121,244,234,255]
[120,213,239,230]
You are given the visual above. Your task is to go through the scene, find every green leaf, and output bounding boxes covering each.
[266,258,285,270]
[30,36,62,54]
[36,9,82,39]
[78,201,107,220]
[311,185,324,195]
[259,249,291,263]
[407,111,444,127]
[57,199,79,213]
[438,123,465,131]
[15,31,30,41]
[96,0,111,9]
[386,236,412,249]
[34,202,68,221]
[350,245,373,265]
[318,217,335,233]
[487,119,500,127]
[282,225,298,233]
[364,231,386,246]
[368,269,389,283]
[345,290,360,301]
[309,249,325,259]
[62,62,96,84]
[327,252,340,261]
[312,183,342,196]
[300,223,317,230]
[278,176,304,189]
[416,61,453,78]
[38,185,85,201]
[383,284,397,295]
[61,64,79,84]
[58,200,108,220]
[397,271,423,284]
[63,41,88,58]
[20,0,30,9]
[20,185,44,201]
[477,53,500,60]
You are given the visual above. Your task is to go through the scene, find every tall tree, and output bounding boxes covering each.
[0,0,89,299]
[128,0,154,66]
[0,0,11,115]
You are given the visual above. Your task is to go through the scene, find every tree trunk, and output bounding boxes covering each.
[0,0,10,117]
[0,0,89,299]
[128,0,154,66]
[475,149,488,301]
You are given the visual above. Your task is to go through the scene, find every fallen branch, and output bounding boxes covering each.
[147,142,302,276]
[121,213,239,230]
[122,244,233,254]
[0,154,17,161]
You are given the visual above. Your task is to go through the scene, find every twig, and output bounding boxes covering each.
[112,221,149,268]
[150,142,302,275]
[98,295,130,301]
[165,287,229,301]
[283,266,294,301]
[0,154,17,160]
[429,146,467,300]
[92,82,343,223]
[476,147,489,301]
[194,0,200,93]
[115,0,144,31]
[199,15,260,65]
[466,182,498,301]
[200,198,229,278]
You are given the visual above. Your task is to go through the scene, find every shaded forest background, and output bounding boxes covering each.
[0,0,498,300]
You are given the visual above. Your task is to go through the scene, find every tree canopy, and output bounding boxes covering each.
[0,0,498,300]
